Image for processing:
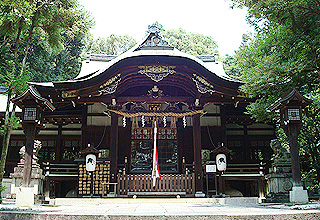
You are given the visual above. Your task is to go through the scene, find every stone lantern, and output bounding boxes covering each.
[12,86,55,206]
[268,88,312,203]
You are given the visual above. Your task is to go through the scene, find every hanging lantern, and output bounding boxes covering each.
[123,117,126,127]
[216,153,227,171]
[163,116,167,127]
[86,154,97,172]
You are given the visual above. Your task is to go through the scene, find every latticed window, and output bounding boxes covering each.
[38,140,56,162]
[24,107,37,121]
[131,128,178,173]
[62,140,81,161]
[8,140,25,161]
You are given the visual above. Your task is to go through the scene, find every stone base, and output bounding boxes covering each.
[106,192,116,198]
[9,167,44,200]
[194,191,205,198]
[265,192,289,203]
[289,186,308,204]
[16,187,34,207]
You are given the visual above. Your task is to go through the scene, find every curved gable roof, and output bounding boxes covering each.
[31,24,242,101]
[54,24,240,87]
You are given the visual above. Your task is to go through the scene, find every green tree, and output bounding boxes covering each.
[232,0,320,188]
[163,28,218,55]
[221,55,241,78]
[82,26,218,57]
[233,0,320,120]
[28,33,84,82]
[299,91,320,189]
[83,33,137,55]
[0,0,93,189]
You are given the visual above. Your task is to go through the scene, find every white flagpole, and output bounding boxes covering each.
[152,120,160,187]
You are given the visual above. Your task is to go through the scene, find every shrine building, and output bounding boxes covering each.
[0,24,275,199]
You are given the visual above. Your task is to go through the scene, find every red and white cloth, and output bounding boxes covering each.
[152,120,161,187]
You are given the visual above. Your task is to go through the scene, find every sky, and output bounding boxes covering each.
[79,0,253,56]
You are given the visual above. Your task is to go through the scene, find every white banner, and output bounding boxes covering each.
[152,120,161,187]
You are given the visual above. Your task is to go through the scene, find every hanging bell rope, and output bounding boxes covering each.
[105,108,204,118]
[171,116,177,128]
[131,117,138,129]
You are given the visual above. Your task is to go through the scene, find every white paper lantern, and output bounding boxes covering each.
[216,153,227,171]
[86,154,96,172]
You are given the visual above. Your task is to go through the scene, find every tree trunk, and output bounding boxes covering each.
[20,11,38,76]
[0,90,13,185]
[0,17,24,187]
[0,127,12,182]
[0,6,38,189]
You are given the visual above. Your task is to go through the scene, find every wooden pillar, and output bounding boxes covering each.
[218,172,223,194]
[258,179,265,202]
[177,118,183,173]
[55,124,62,162]
[44,179,50,199]
[243,124,250,161]
[220,105,227,144]
[81,105,88,150]
[22,123,37,187]
[286,124,303,187]
[193,113,203,192]
[110,112,118,184]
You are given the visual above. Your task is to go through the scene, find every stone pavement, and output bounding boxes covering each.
[0,198,320,219]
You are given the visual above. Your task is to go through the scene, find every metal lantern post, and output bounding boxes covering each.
[268,88,312,203]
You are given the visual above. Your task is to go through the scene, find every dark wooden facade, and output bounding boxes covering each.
[0,24,276,198]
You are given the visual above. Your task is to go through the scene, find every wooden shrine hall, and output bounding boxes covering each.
[1,24,276,199]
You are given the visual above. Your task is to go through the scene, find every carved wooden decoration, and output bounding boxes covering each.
[99,74,121,94]
[147,86,164,98]
[192,74,215,94]
[137,23,174,50]
[62,90,77,98]
[138,65,176,82]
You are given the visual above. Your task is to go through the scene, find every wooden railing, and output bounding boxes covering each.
[223,163,266,176]
[117,173,195,195]
[43,163,78,177]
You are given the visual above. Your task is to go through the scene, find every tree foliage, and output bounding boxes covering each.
[82,34,137,55]
[233,0,320,121]
[28,33,84,82]
[299,91,320,189]
[221,55,241,78]
[232,0,320,188]
[81,26,218,58]
[163,28,218,55]
[0,0,93,186]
